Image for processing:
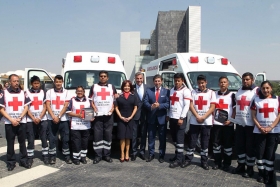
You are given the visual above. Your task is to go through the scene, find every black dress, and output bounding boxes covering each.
[116,93,138,139]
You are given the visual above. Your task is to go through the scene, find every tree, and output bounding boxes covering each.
[270,81,280,96]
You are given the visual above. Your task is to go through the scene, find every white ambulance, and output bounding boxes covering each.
[24,52,127,97]
[141,52,266,91]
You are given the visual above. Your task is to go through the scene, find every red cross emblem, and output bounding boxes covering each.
[170,92,179,105]
[259,103,274,118]
[31,96,43,110]
[52,96,64,109]
[237,96,250,111]
[8,97,23,111]
[216,99,228,109]
[195,96,208,110]
[97,88,110,100]
[76,105,85,114]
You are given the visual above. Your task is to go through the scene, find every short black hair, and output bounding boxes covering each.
[153,74,162,81]
[242,72,254,80]
[30,75,40,84]
[99,71,108,77]
[9,74,19,80]
[197,74,206,81]
[54,75,63,81]
[174,73,185,80]
[219,76,228,82]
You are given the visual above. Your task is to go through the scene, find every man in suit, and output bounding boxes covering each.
[143,74,170,163]
[131,72,148,161]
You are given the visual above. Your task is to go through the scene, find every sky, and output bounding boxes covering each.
[0,0,280,80]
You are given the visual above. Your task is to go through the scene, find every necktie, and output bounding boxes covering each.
[155,88,159,102]
[138,86,143,100]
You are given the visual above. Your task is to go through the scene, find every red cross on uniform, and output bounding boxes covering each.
[76,105,85,114]
[195,96,208,110]
[217,99,228,109]
[237,96,250,110]
[97,88,111,100]
[170,92,179,105]
[8,97,23,111]
[259,103,274,118]
[31,96,43,110]
[52,96,64,109]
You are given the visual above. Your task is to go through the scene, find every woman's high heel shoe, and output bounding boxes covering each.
[120,158,124,163]
[124,158,129,162]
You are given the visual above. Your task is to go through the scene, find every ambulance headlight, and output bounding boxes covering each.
[91,55,99,63]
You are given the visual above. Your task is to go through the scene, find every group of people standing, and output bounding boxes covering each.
[0,71,279,185]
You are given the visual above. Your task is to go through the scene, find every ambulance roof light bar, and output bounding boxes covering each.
[108,57,115,64]
[190,56,199,63]
[74,55,82,62]
[221,58,228,65]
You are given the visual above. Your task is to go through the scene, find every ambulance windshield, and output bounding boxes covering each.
[187,72,242,91]
[64,70,126,90]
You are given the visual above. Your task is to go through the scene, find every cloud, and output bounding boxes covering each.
[270,4,275,9]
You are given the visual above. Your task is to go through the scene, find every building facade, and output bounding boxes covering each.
[120,6,201,81]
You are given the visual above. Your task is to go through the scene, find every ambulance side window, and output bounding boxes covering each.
[146,77,154,88]
[161,73,175,90]
[28,70,53,92]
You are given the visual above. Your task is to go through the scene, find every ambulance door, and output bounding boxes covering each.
[159,71,176,90]
[254,73,266,87]
[24,68,54,92]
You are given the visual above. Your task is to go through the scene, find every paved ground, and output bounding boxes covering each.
[0,122,277,187]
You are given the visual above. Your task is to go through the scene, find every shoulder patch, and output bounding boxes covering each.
[0,92,3,99]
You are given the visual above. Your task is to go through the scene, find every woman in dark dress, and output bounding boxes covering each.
[115,80,138,162]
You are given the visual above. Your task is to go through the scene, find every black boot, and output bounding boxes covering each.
[232,164,245,174]
[242,166,254,178]
[257,169,264,183]
[264,170,274,185]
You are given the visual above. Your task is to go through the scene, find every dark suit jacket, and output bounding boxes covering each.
[143,87,170,125]
[133,84,148,120]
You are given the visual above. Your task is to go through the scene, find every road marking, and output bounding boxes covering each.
[0,165,59,187]
[0,140,42,154]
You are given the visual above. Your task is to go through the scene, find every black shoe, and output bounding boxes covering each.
[43,157,50,165]
[49,157,56,165]
[19,161,31,169]
[169,160,181,168]
[146,155,154,162]
[65,157,72,164]
[73,160,80,165]
[80,157,87,164]
[242,166,254,178]
[181,161,191,168]
[222,165,230,172]
[169,156,177,162]
[93,157,101,164]
[139,154,145,160]
[27,159,33,167]
[232,164,245,174]
[131,155,136,161]
[7,164,16,171]
[264,171,273,185]
[158,156,165,163]
[201,163,209,170]
[104,156,113,163]
[0,133,2,138]
[212,164,221,170]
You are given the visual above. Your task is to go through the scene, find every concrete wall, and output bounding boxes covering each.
[186,6,201,53]
[155,10,186,59]
[120,32,140,81]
